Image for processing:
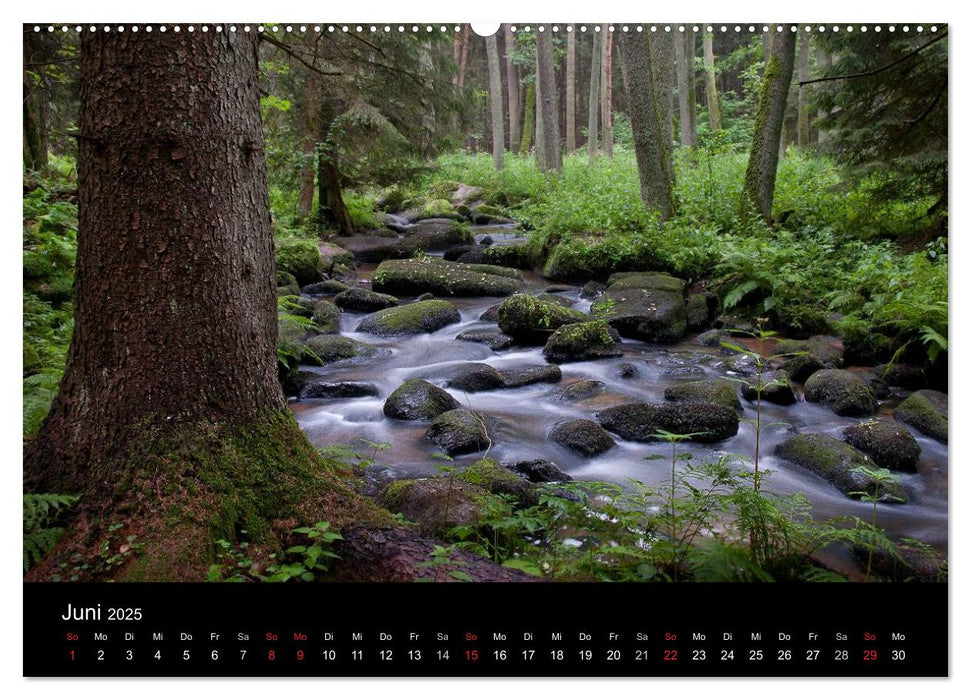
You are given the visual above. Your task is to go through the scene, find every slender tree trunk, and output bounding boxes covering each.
[763,32,773,67]
[566,26,577,151]
[536,27,562,172]
[486,33,505,170]
[703,30,722,132]
[317,100,354,236]
[535,60,546,168]
[815,47,833,145]
[23,30,387,582]
[796,31,811,147]
[520,80,535,154]
[650,30,676,181]
[458,28,470,88]
[452,31,462,85]
[675,30,697,147]
[418,43,437,158]
[295,71,318,223]
[618,30,675,220]
[742,27,797,221]
[23,32,51,172]
[600,26,614,158]
[504,26,521,152]
[587,30,601,166]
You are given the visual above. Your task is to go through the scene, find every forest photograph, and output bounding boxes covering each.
[22,23,947,584]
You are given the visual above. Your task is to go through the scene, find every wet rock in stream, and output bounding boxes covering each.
[425,409,493,456]
[372,258,522,297]
[357,300,461,336]
[455,329,515,351]
[596,402,740,443]
[333,287,399,312]
[542,320,623,364]
[804,369,878,417]
[549,419,616,457]
[383,379,460,421]
[843,419,921,472]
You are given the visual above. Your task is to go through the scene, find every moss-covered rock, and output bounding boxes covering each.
[616,362,640,379]
[276,238,323,285]
[404,218,472,250]
[278,294,315,318]
[301,279,350,295]
[298,381,380,400]
[664,379,741,412]
[333,287,399,313]
[549,419,616,457]
[543,320,623,364]
[446,363,505,392]
[505,459,573,483]
[774,433,907,502]
[414,200,463,221]
[318,242,355,274]
[383,379,460,421]
[843,420,921,472]
[443,244,486,262]
[455,329,515,351]
[357,300,460,337]
[895,390,948,444]
[596,402,739,443]
[804,369,877,416]
[479,304,501,322]
[873,363,926,390]
[542,236,662,283]
[841,325,894,366]
[592,274,689,344]
[740,370,797,405]
[276,270,299,294]
[339,235,417,263]
[497,294,590,343]
[372,259,522,297]
[606,271,686,293]
[379,478,486,536]
[480,243,539,270]
[558,380,607,402]
[302,335,388,366]
[686,293,711,331]
[458,458,536,506]
[425,409,492,456]
[536,293,575,308]
[499,364,562,388]
[311,300,341,334]
[776,336,844,382]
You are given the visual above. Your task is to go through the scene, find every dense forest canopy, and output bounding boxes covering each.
[24,24,947,584]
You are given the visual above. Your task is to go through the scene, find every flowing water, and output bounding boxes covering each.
[291,237,948,558]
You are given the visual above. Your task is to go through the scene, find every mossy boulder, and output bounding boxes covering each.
[686,293,711,331]
[542,321,623,364]
[318,242,355,274]
[873,363,926,390]
[279,294,315,318]
[592,275,688,344]
[597,402,739,443]
[372,259,522,297]
[414,200,464,221]
[843,420,921,472]
[446,363,505,392]
[664,379,741,412]
[841,325,894,366]
[302,335,387,366]
[276,238,323,285]
[536,293,575,308]
[298,381,380,400]
[740,370,797,405]
[549,419,616,457]
[481,243,539,270]
[443,244,486,262]
[339,235,417,263]
[383,379,460,421]
[458,459,537,506]
[275,270,300,296]
[774,433,907,502]
[455,329,515,351]
[301,279,350,295]
[542,236,663,283]
[404,218,472,250]
[505,459,573,483]
[895,390,948,444]
[496,294,589,343]
[311,300,341,334]
[357,300,461,337]
[804,369,877,416]
[379,478,486,536]
[777,336,844,382]
[558,380,607,402]
[333,288,399,313]
[499,364,562,388]
[425,409,492,456]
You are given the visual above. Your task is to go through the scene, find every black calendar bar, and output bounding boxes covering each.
[24,582,947,677]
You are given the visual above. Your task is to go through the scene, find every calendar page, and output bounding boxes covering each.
[21,14,948,680]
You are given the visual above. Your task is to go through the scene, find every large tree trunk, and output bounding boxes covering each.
[703,30,722,132]
[486,33,505,170]
[600,26,614,158]
[504,26,521,152]
[796,31,811,147]
[675,30,697,148]
[618,30,675,221]
[520,79,535,154]
[742,27,797,221]
[815,46,833,145]
[295,70,318,224]
[566,25,577,152]
[650,31,676,182]
[23,29,383,582]
[535,27,562,172]
[587,30,601,166]
[317,100,355,236]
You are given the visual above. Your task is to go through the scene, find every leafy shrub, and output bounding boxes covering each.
[24,493,79,572]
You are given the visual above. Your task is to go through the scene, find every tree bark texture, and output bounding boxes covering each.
[815,46,833,145]
[650,30,676,181]
[504,26,521,152]
[675,30,697,147]
[458,28,470,88]
[25,30,284,493]
[520,80,535,154]
[600,26,613,158]
[536,28,561,172]
[703,30,722,132]
[317,99,355,236]
[535,57,546,168]
[742,27,797,221]
[485,33,505,170]
[566,26,577,151]
[587,30,601,166]
[796,31,811,147]
[296,70,318,223]
[618,30,675,221]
